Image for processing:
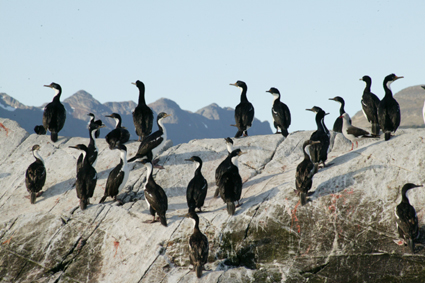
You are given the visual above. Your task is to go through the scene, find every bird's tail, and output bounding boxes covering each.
[159,214,168,227]
[213,187,220,198]
[30,192,36,204]
[371,123,380,136]
[300,192,307,206]
[196,264,203,278]
[99,196,107,204]
[281,128,289,138]
[51,132,58,142]
[227,202,236,215]
[234,130,243,138]
[385,132,391,141]
[407,239,415,253]
[80,199,88,210]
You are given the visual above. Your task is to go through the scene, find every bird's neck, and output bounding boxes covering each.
[303,145,311,161]
[144,163,154,185]
[89,129,97,145]
[383,80,394,98]
[338,102,345,116]
[231,156,239,167]
[240,87,248,103]
[401,188,411,203]
[53,88,61,102]
[138,89,146,105]
[272,93,280,103]
[158,119,167,140]
[120,150,128,168]
[114,118,121,128]
[33,150,44,164]
[363,80,372,94]
[226,143,233,154]
[194,161,202,175]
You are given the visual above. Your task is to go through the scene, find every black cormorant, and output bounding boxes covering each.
[140,159,168,226]
[69,144,97,210]
[185,156,208,213]
[377,73,403,141]
[267,87,291,137]
[132,80,154,142]
[34,125,46,135]
[214,137,234,198]
[360,75,381,135]
[328,96,349,133]
[99,145,129,204]
[230,81,254,138]
[88,113,102,138]
[185,211,209,278]
[105,113,130,150]
[295,140,320,205]
[340,113,376,150]
[306,106,330,167]
[25,145,46,204]
[217,149,245,215]
[77,121,105,173]
[395,183,423,253]
[43,82,66,142]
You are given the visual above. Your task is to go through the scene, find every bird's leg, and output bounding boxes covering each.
[36,191,43,197]
[236,200,243,208]
[356,141,358,148]
[350,143,354,151]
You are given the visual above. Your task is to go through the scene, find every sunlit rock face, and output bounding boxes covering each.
[1,117,425,282]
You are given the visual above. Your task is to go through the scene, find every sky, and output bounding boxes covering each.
[1,1,424,132]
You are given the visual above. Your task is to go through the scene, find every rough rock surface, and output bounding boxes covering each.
[1,118,425,282]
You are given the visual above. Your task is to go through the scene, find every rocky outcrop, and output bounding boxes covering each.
[1,118,425,282]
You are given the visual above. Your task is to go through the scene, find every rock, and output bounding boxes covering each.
[1,118,425,282]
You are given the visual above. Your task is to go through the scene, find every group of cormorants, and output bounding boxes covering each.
[23,73,422,278]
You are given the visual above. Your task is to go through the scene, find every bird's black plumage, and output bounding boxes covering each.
[360,76,381,135]
[99,145,129,204]
[132,80,154,142]
[88,113,102,138]
[214,137,234,198]
[395,183,423,253]
[185,156,208,213]
[186,211,209,278]
[217,149,245,215]
[127,112,170,163]
[295,140,320,205]
[77,120,105,173]
[306,107,330,167]
[34,125,46,135]
[230,81,254,138]
[267,87,291,137]
[25,145,46,204]
[69,144,97,210]
[141,159,168,226]
[377,73,403,141]
[329,96,349,133]
[105,113,130,150]
[42,82,66,142]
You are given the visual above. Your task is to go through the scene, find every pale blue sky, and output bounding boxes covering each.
[1,1,424,132]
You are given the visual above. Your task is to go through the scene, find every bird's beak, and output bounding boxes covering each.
[239,151,247,156]
[184,159,192,162]
[165,114,171,118]
[306,108,314,112]
[266,90,271,93]
[395,75,404,80]
[131,82,136,85]
[43,84,51,88]
[328,98,335,101]
[359,78,363,81]
[325,113,330,116]
[312,141,321,145]
[229,83,237,86]
[99,124,106,128]
[68,145,77,149]
[105,115,112,118]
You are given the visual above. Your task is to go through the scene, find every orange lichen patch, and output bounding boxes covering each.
[290,201,301,233]
[1,236,13,245]
[113,239,120,257]
[0,123,10,136]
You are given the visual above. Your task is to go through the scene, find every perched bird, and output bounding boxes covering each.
[306,106,330,167]
[295,140,320,205]
[25,145,46,204]
[127,112,171,166]
[214,137,234,198]
[328,96,349,133]
[69,144,97,210]
[377,74,403,141]
[185,156,208,213]
[230,81,254,138]
[88,113,102,138]
[105,113,130,150]
[185,211,209,278]
[77,121,105,173]
[99,145,129,204]
[132,80,154,141]
[34,125,46,135]
[42,82,66,142]
[267,87,291,137]
[217,149,245,215]
[395,183,423,253]
[340,113,377,150]
[140,159,168,226]
[360,75,381,135]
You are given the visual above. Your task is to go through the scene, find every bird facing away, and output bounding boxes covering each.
[77,120,105,173]
[340,113,377,150]
[69,144,97,210]
[295,140,320,205]
[42,82,66,142]
[360,75,381,135]
[377,73,403,141]
[395,183,423,253]
[185,156,208,213]
[328,96,349,133]
[217,149,245,215]
[105,113,130,150]
[185,211,209,278]
[214,137,234,198]
[127,112,171,166]
[306,106,330,167]
[132,80,154,142]
[267,87,291,137]
[88,113,102,138]
[140,159,168,226]
[25,145,46,204]
[230,81,254,138]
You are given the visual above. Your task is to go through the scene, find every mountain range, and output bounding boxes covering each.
[0,91,272,145]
